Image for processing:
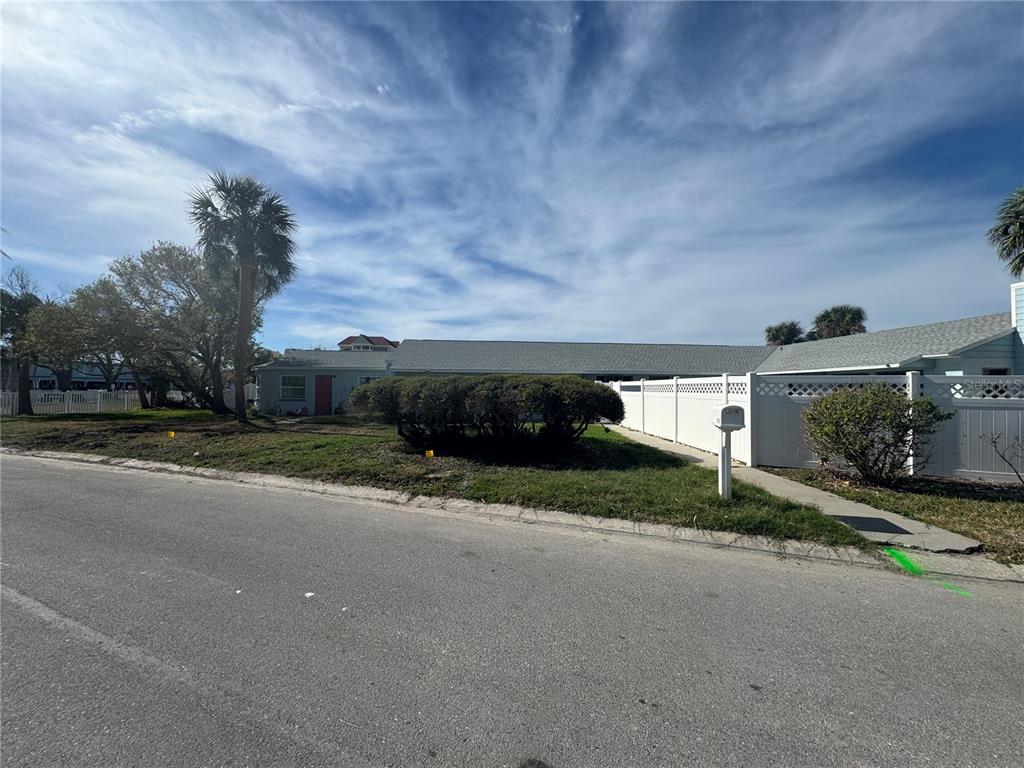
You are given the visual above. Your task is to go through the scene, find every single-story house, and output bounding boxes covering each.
[256,349,390,415]
[256,283,1024,413]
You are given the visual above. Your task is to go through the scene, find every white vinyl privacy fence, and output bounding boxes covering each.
[610,373,1024,483]
[0,390,141,416]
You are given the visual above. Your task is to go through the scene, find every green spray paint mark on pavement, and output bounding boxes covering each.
[883,547,924,576]
[939,582,973,597]
[883,547,972,598]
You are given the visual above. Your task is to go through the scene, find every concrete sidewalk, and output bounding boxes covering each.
[607,425,982,554]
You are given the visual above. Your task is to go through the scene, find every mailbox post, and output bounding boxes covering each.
[714,403,745,500]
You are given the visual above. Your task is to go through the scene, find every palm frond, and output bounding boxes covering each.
[988,187,1024,278]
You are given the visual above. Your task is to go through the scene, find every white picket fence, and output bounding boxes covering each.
[2,383,257,415]
[610,373,1024,483]
[0,390,141,416]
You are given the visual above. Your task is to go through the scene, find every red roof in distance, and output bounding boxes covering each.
[338,335,399,348]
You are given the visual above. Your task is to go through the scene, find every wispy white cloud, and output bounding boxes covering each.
[2,1,1021,350]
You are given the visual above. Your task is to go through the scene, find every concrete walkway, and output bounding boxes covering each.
[608,425,982,554]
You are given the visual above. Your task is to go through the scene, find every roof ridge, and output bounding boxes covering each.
[400,338,770,349]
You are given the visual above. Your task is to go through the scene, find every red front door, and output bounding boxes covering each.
[314,375,332,416]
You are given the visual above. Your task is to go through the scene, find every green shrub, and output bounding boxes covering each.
[802,384,952,487]
[350,376,402,423]
[399,375,478,445]
[466,375,531,441]
[352,374,624,450]
[519,375,625,444]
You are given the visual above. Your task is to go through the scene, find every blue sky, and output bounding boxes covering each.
[2,1,1022,350]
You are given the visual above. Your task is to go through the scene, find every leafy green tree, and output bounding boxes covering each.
[764,320,805,346]
[109,242,241,414]
[811,304,867,339]
[189,172,297,420]
[988,187,1024,278]
[71,278,134,391]
[24,300,84,390]
[0,267,42,413]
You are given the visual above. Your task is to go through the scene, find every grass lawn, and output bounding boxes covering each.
[769,469,1024,565]
[1,409,866,549]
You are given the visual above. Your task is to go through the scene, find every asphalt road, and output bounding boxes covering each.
[2,454,1022,768]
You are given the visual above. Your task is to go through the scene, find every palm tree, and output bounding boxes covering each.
[764,320,805,346]
[189,172,297,420]
[988,187,1024,278]
[811,304,867,339]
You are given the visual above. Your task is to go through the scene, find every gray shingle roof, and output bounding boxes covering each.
[257,349,392,370]
[260,312,1013,377]
[391,339,774,376]
[756,313,1013,373]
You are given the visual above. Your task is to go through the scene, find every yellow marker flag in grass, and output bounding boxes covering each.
[167,431,176,438]
[424,449,434,458]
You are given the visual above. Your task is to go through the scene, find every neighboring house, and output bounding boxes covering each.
[337,334,399,352]
[256,349,390,415]
[256,283,1024,412]
[28,364,144,391]
[755,311,1017,376]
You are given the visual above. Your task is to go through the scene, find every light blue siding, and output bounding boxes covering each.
[915,333,1017,375]
[257,367,385,415]
[951,334,1015,374]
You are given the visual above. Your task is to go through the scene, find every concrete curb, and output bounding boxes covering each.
[3,447,1022,585]
[607,424,983,554]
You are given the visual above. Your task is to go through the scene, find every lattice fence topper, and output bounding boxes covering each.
[644,382,676,393]
[677,382,724,394]
[756,379,907,399]
[941,378,1024,399]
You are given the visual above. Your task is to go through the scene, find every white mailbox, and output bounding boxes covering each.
[715,404,745,432]
[714,403,745,501]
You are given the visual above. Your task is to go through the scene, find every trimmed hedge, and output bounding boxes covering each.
[350,374,625,449]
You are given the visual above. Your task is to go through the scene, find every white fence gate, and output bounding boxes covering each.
[0,390,141,416]
[610,373,1024,483]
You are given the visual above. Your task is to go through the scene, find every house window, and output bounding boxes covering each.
[983,368,1009,375]
[280,375,306,399]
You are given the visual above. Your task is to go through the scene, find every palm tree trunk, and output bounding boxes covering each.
[234,263,254,421]
[17,360,33,415]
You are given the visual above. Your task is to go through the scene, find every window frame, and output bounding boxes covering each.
[280,374,307,400]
